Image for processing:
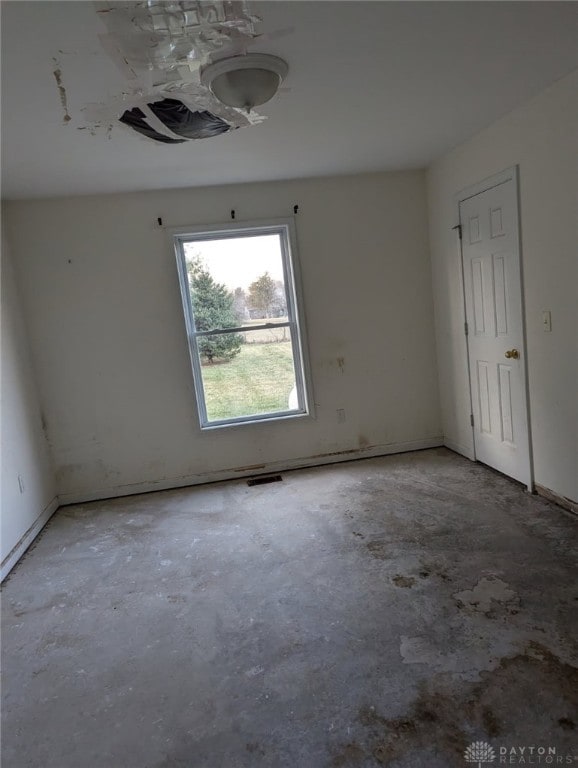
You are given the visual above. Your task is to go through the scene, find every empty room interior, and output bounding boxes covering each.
[1,2,577,766]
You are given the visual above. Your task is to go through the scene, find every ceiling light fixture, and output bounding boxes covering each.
[201,53,288,113]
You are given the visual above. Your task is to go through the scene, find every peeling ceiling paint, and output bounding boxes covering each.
[86,1,269,139]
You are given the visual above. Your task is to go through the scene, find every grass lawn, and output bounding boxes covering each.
[202,341,296,421]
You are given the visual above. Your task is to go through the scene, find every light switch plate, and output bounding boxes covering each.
[542,311,552,332]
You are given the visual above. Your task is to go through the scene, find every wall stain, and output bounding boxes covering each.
[39,410,52,445]
[233,463,266,472]
[52,60,71,124]
[309,448,361,460]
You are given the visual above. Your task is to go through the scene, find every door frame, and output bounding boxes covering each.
[454,165,534,491]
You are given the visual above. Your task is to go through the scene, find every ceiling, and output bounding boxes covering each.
[1,1,577,200]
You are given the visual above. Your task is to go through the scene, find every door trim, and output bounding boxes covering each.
[453,166,534,491]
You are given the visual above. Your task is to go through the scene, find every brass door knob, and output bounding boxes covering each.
[505,349,520,359]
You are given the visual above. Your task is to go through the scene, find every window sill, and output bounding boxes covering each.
[199,409,311,431]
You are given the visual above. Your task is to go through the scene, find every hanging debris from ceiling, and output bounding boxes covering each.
[119,97,232,143]
[85,1,267,141]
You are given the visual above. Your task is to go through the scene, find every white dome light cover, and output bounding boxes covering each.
[201,53,288,111]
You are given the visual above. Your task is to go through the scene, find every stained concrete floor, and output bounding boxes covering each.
[2,448,577,768]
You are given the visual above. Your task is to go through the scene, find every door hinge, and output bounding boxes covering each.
[470,413,474,427]
[452,224,462,240]
[464,321,469,336]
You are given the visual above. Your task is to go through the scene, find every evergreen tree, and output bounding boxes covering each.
[187,258,243,363]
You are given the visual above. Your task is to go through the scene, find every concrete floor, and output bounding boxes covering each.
[2,448,577,768]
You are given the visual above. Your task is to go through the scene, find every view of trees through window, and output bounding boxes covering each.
[182,232,302,424]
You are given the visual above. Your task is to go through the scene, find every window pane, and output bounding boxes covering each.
[183,234,288,329]
[198,328,300,422]
[175,222,310,429]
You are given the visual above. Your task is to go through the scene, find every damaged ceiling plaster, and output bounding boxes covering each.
[83,0,288,143]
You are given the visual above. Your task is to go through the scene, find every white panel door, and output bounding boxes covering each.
[460,177,531,487]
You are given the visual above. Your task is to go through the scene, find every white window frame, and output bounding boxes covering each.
[172,217,313,430]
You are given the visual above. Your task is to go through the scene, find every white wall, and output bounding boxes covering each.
[4,171,441,502]
[1,219,57,575]
[427,69,578,502]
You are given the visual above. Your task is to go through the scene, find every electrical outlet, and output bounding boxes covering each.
[337,408,346,423]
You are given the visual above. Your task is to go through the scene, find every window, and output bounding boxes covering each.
[173,219,311,429]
